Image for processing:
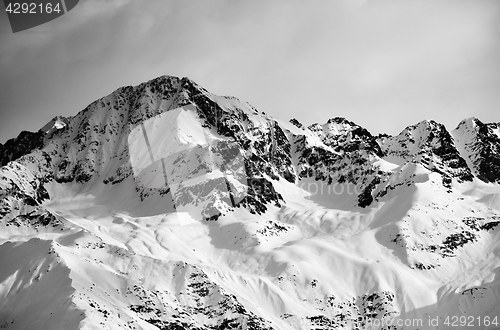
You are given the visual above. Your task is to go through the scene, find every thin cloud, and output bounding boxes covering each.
[1,0,499,143]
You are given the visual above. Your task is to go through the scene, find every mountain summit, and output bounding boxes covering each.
[0,75,499,329]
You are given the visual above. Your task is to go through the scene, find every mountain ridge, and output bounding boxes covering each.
[1,75,498,187]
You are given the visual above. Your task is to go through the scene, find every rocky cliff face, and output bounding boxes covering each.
[0,75,499,330]
[452,117,500,183]
[0,130,45,167]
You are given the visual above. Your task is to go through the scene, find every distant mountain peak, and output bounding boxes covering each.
[455,116,482,130]
[39,116,70,135]
[378,118,473,184]
[453,117,500,183]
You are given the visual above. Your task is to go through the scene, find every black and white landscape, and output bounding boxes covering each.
[0,75,499,329]
[1,1,500,329]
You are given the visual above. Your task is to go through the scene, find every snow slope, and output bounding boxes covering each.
[0,75,499,330]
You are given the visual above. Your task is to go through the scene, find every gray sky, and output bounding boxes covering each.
[1,0,499,144]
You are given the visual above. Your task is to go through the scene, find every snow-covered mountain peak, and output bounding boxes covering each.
[307,117,383,158]
[39,116,70,136]
[456,117,481,130]
[452,117,500,183]
[377,119,473,185]
[308,117,360,136]
[399,119,444,140]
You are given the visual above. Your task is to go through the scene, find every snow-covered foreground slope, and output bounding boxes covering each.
[1,75,500,330]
